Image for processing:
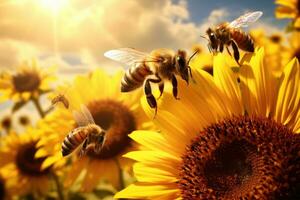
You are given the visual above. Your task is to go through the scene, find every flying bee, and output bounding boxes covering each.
[104,48,198,115]
[203,11,263,65]
[61,105,106,157]
[51,94,69,109]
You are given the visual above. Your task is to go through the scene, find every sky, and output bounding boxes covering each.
[0,0,288,121]
[0,0,285,74]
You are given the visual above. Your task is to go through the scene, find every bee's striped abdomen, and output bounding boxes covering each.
[62,128,87,156]
[121,63,152,92]
[231,29,254,52]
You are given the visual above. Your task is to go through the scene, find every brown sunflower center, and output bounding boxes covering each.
[19,115,30,126]
[87,99,136,159]
[1,117,12,130]
[179,116,300,200]
[16,141,50,176]
[12,71,41,93]
[269,35,281,43]
[0,177,5,200]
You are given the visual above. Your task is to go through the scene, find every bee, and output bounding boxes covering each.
[51,94,69,109]
[204,11,263,65]
[104,48,198,114]
[61,105,106,157]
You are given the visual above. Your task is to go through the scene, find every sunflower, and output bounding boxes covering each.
[0,60,55,103]
[115,48,300,199]
[283,32,300,65]
[275,0,300,29]
[38,69,151,192]
[0,130,53,197]
[250,29,287,76]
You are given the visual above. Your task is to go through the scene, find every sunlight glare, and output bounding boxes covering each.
[39,0,68,13]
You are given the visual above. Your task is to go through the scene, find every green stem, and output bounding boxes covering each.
[51,172,64,200]
[32,97,45,118]
[44,105,54,115]
[114,158,125,190]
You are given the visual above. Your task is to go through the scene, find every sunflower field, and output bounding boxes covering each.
[0,0,299,200]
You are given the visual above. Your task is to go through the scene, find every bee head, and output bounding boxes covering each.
[175,50,189,84]
[206,28,218,51]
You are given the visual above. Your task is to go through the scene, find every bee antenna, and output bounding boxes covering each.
[187,50,199,84]
[200,35,209,42]
[187,49,199,65]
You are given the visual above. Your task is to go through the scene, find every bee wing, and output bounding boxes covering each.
[229,11,263,28]
[73,104,95,126]
[104,48,163,67]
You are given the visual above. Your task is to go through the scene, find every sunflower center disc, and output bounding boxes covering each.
[12,71,41,93]
[19,115,30,126]
[269,35,281,43]
[16,142,49,176]
[1,117,12,130]
[87,99,136,159]
[179,116,300,199]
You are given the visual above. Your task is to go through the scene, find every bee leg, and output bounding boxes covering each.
[171,75,180,100]
[230,40,240,66]
[157,83,164,100]
[188,66,196,83]
[207,44,212,53]
[144,79,158,116]
[79,139,88,157]
[219,43,224,53]
[226,46,232,57]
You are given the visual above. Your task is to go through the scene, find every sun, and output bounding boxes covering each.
[39,0,68,13]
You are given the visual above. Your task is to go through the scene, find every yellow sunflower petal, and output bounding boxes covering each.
[41,156,61,170]
[152,192,182,200]
[64,157,88,187]
[0,151,14,166]
[90,69,110,98]
[35,148,48,158]
[133,162,178,183]
[294,17,300,28]
[214,53,243,115]
[80,160,108,192]
[275,0,297,8]
[275,6,297,18]
[101,159,120,189]
[240,48,278,117]
[0,91,10,103]
[114,183,179,199]
[124,150,180,163]
[129,131,182,157]
[274,58,300,133]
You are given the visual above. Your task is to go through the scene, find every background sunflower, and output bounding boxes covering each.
[275,0,300,30]
[38,69,152,193]
[0,60,56,115]
[0,130,54,198]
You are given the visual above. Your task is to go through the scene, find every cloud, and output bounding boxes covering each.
[0,39,38,69]
[198,8,230,33]
[0,1,283,74]
[0,0,201,72]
